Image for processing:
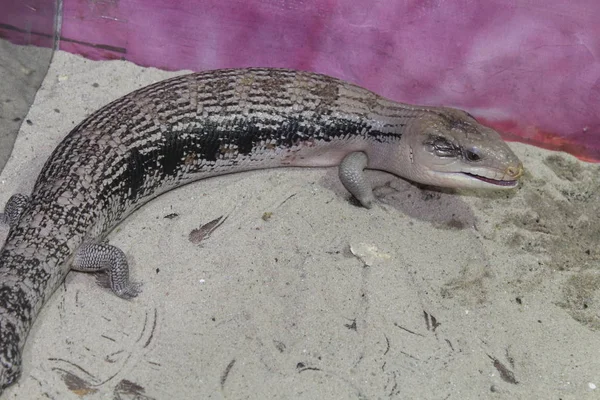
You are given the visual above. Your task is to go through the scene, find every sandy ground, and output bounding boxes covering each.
[1,50,599,399]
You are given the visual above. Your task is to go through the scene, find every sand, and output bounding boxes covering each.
[0,50,599,399]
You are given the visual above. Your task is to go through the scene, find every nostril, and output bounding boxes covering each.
[507,164,524,178]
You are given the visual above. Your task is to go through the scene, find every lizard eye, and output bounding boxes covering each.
[464,149,481,162]
[425,136,459,158]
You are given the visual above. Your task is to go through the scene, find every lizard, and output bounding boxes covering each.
[0,67,523,392]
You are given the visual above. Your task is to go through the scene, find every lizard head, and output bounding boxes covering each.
[400,108,523,189]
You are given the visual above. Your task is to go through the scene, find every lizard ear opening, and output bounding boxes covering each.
[424,135,460,158]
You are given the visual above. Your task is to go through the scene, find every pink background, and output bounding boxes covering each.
[2,0,599,160]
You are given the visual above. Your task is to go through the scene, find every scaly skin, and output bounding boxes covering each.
[0,68,523,392]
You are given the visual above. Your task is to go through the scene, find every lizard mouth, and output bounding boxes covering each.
[463,173,519,187]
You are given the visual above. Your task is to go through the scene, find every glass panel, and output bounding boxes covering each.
[0,0,59,172]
